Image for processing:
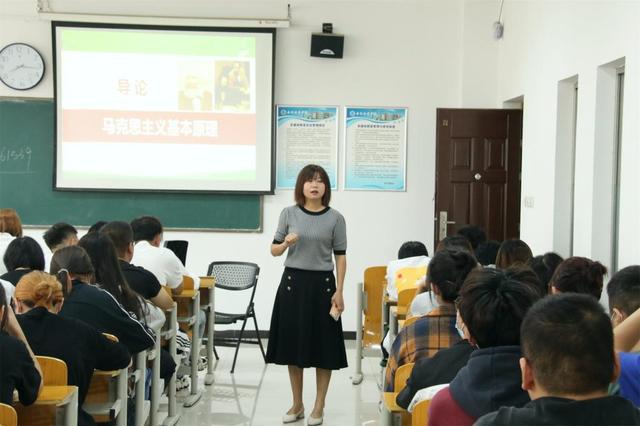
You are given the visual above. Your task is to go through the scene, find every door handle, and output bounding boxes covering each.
[439,211,456,241]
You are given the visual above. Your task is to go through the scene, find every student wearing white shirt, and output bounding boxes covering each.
[386,241,430,301]
[130,216,199,292]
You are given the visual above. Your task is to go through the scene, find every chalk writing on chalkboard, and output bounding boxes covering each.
[0,146,33,174]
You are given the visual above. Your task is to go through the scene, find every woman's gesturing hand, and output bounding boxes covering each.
[284,233,299,247]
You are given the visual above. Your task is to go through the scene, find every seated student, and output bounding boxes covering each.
[457,224,487,253]
[1,236,45,285]
[130,216,199,294]
[385,241,430,301]
[15,271,130,426]
[608,266,640,405]
[384,249,476,391]
[477,293,640,426]
[0,283,42,406]
[78,232,178,385]
[549,256,607,300]
[428,267,542,426]
[43,222,78,253]
[78,232,147,322]
[475,240,500,267]
[0,208,23,275]
[50,245,155,355]
[100,221,173,312]
[527,252,563,296]
[495,239,533,269]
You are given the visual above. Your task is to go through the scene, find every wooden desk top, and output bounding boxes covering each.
[15,386,77,406]
[199,276,215,288]
[173,289,197,299]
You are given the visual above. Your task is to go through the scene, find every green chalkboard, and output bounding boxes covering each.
[0,98,261,230]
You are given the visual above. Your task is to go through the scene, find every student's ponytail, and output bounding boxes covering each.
[428,249,478,302]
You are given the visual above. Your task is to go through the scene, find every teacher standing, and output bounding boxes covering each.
[266,164,347,426]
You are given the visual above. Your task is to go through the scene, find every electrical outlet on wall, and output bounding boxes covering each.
[524,196,535,208]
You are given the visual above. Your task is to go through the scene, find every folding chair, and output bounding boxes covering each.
[207,261,265,374]
[35,356,68,386]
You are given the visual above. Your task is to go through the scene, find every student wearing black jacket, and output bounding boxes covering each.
[0,236,46,286]
[50,245,155,354]
[0,283,42,406]
[15,271,130,426]
[396,339,474,409]
[477,294,640,426]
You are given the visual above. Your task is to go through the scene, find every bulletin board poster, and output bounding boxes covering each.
[276,105,338,189]
[344,107,407,191]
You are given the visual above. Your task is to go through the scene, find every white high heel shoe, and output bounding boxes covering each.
[307,414,323,425]
[282,408,304,423]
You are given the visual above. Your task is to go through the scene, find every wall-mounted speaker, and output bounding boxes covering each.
[310,33,344,59]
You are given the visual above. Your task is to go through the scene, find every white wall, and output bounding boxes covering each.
[2,0,465,331]
[464,1,640,270]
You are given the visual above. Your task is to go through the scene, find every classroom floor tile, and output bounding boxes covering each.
[177,341,383,425]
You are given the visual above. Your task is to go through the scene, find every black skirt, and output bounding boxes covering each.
[266,267,348,370]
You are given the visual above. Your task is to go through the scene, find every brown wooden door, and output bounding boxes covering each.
[434,109,522,247]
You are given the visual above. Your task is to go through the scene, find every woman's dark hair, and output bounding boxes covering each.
[397,241,428,259]
[0,284,7,331]
[50,245,94,278]
[475,240,501,266]
[3,236,45,271]
[427,249,477,303]
[294,164,331,207]
[527,252,564,296]
[457,225,487,250]
[550,256,607,300]
[458,266,542,348]
[436,235,474,254]
[78,232,144,320]
[495,239,533,269]
[87,220,108,234]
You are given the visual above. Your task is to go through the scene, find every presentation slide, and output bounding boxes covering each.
[53,23,275,193]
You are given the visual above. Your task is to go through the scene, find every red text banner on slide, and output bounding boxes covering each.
[62,110,256,145]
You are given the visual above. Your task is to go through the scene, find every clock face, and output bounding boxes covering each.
[0,43,45,90]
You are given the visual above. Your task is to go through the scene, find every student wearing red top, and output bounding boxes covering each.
[428,267,541,426]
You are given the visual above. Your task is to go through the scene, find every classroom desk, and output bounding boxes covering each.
[199,276,216,385]
[14,385,78,426]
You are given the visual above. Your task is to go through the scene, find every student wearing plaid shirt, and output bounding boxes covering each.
[385,249,478,391]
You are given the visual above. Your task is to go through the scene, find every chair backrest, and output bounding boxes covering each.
[0,403,17,426]
[397,287,418,311]
[363,266,386,347]
[36,356,68,386]
[164,240,188,266]
[207,262,260,291]
[394,362,414,391]
[395,266,427,294]
[412,399,431,426]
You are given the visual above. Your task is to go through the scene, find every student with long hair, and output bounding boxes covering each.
[15,271,130,426]
[50,245,154,354]
[0,283,42,406]
[78,232,145,321]
[266,164,347,425]
[495,239,533,270]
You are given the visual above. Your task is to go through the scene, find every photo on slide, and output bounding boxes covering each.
[177,61,215,112]
[215,61,251,112]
